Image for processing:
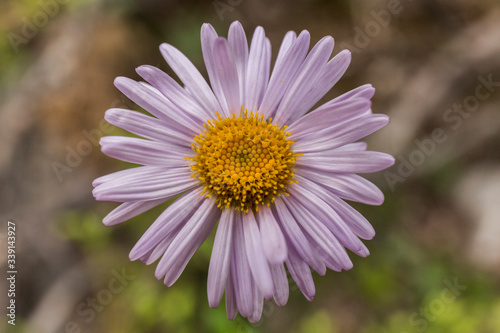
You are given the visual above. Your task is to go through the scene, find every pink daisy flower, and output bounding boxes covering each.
[93,21,394,322]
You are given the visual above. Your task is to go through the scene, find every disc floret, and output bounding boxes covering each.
[189,108,299,213]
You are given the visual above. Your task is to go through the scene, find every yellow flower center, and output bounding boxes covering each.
[188,109,299,213]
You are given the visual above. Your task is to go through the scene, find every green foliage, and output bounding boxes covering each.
[295,310,338,333]
[58,211,111,250]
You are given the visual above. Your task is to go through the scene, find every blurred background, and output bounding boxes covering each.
[1,0,500,332]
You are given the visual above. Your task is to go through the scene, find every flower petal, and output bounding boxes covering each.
[259,30,310,119]
[296,150,395,174]
[296,167,384,206]
[104,108,193,146]
[333,142,368,152]
[114,77,200,135]
[286,246,315,301]
[287,97,371,140]
[155,197,220,285]
[273,197,326,275]
[245,26,271,112]
[274,31,297,69]
[288,182,360,256]
[129,187,204,261]
[135,65,210,122]
[292,114,389,153]
[273,36,334,126]
[326,193,376,241]
[225,272,238,320]
[160,43,222,118]
[242,211,274,298]
[286,50,351,123]
[99,136,191,166]
[93,165,163,187]
[102,198,167,226]
[228,21,249,103]
[257,205,287,265]
[292,177,371,257]
[270,263,289,306]
[231,211,253,317]
[208,209,235,308]
[283,195,353,270]
[213,37,241,115]
[330,83,376,104]
[248,283,264,323]
[138,228,181,265]
[93,166,197,202]
[201,23,228,117]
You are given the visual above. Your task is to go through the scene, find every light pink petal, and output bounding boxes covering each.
[329,83,375,104]
[327,193,376,241]
[273,197,326,275]
[270,263,289,306]
[102,198,167,226]
[288,182,360,255]
[245,27,270,112]
[286,50,351,124]
[160,43,221,118]
[287,98,371,141]
[306,237,343,272]
[225,272,238,320]
[104,108,192,146]
[296,150,395,174]
[114,77,200,135]
[286,246,315,301]
[283,196,353,270]
[257,205,287,265]
[129,187,204,260]
[155,197,220,285]
[242,212,274,298]
[273,36,334,126]
[93,166,197,202]
[292,178,370,257]
[248,283,264,323]
[292,114,389,153]
[92,165,171,187]
[258,30,310,119]
[295,167,384,206]
[138,227,181,265]
[228,21,249,103]
[213,37,241,115]
[136,65,210,122]
[92,172,199,202]
[296,174,377,240]
[231,212,253,317]
[207,209,235,308]
[274,31,297,69]
[201,23,228,117]
[99,136,192,166]
[334,142,368,152]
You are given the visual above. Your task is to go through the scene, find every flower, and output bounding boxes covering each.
[92,21,394,322]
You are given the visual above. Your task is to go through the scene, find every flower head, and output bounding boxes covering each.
[93,21,394,322]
